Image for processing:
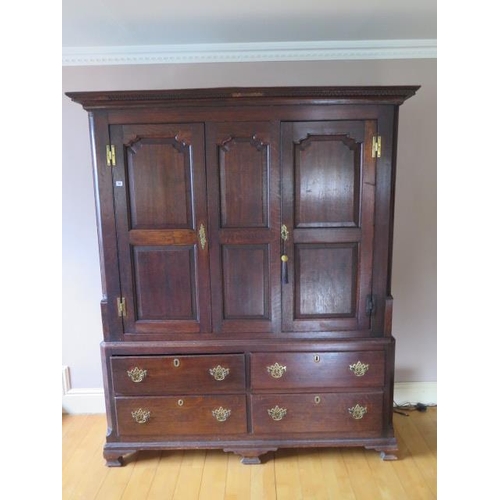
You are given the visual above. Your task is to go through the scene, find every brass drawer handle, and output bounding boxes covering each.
[267,363,287,378]
[267,405,287,421]
[127,367,147,383]
[348,404,368,420]
[131,408,151,424]
[209,365,230,381]
[349,361,370,377]
[212,407,231,422]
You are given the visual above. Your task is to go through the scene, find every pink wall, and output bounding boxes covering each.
[62,59,436,388]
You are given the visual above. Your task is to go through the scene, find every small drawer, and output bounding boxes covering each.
[250,351,385,390]
[251,392,383,435]
[111,354,245,395]
[116,395,247,438]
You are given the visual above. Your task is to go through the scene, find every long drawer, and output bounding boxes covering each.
[251,392,383,435]
[111,354,245,395]
[250,351,385,390]
[116,395,247,437]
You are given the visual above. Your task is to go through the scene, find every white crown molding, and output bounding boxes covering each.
[62,39,436,66]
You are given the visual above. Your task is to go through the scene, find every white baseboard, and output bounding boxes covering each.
[393,382,437,406]
[62,366,436,415]
[62,366,105,414]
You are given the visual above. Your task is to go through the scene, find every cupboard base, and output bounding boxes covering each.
[102,436,398,466]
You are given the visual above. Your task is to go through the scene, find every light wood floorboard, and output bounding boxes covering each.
[62,408,436,499]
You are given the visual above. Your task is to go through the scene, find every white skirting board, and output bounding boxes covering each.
[62,366,437,415]
[393,382,437,407]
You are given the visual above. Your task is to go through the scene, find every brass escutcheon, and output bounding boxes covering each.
[209,365,230,381]
[267,362,287,379]
[268,405,287,421]
[127,367,147,383]
[349,361,370,377]
[313,354,321,363]
[212,407,231,422]
[280,224,289,241]
[198,223,207,250]
[173,358,180,368]
[348,404,368,420]
[314,396,321,404]
[177,399,184,407]
[131,408,151,424]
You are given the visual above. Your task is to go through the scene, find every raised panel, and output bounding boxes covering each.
[295,243,357,318]
[127,138,193,229]
[222,245,269,319]
[133,246,197,320]
[295,135,361,228]
[219,136,269,228]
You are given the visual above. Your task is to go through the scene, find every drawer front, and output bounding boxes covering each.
[251,392,383,435]
[250,351,385,390]
[111,354,245,395]
[116,395,247,437]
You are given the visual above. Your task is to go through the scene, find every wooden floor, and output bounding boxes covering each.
[62,408,436,499]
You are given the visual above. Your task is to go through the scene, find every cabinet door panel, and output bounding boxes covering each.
[207,122,281,333]
[222,245,270,319]
[295,135,360,227]
[282,121,376,332]
[295,243,357,317]
[133,246,197,320]
[111,124,210,335]
[127,139,193,229]
[219,137,269,228]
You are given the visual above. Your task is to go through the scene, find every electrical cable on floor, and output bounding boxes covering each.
[393,401,437,416]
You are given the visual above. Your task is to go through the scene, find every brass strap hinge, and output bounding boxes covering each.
[371,136,382,158]
[106,145,116,166]
[117,297,126,317]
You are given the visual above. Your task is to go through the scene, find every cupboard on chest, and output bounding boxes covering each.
[67,86,418,465]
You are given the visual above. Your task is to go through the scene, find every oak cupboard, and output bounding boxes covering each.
[67,86,418,465]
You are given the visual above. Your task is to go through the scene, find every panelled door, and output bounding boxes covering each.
[111,124,211,335]
[206,122,281,334]
[281,121,377,332]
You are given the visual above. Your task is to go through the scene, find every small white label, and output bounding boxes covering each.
[115,181,123,187]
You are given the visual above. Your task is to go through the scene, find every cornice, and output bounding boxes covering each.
[62,39,436,66]
[66,86,421,110]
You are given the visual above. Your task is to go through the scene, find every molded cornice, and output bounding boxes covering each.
[62,39,436,66]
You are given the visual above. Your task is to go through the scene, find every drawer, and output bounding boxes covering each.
[251,392,383,435]
[250,351,385,390]
[116,395,247,438]
[111,354,245,395]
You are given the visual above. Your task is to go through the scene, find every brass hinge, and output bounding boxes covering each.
[106,145,116,166]
[371,136,382,158]
[117,297,126,317]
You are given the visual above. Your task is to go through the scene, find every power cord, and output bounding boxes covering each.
[393,401,437,416]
